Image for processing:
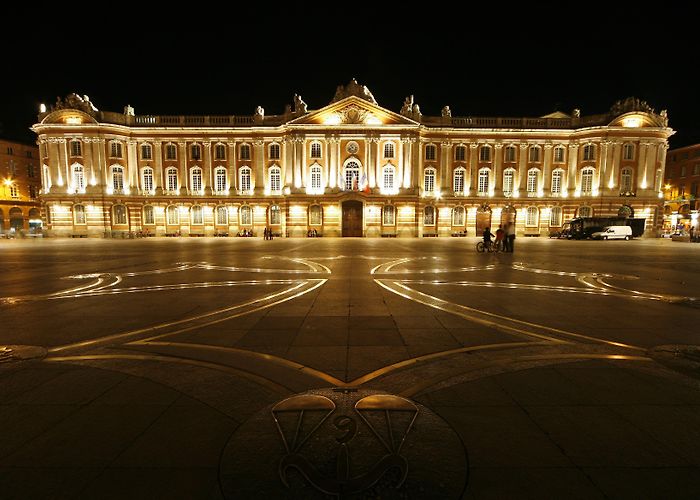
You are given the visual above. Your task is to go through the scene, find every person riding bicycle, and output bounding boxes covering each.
[482,226,495,250]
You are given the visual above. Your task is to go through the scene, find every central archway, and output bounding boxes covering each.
[342,200,363,237]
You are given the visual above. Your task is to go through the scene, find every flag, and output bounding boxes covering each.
[361,173,370,193]
[352,174,359,191]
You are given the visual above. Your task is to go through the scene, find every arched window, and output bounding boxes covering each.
[70,140,82,157]
[310,142,322,159]
[240,205,252,225]
[623,143,635,160]
[165,143,177,160]
[583,144,595,161]
[309,205,322,225]
[424,206,435,226]
[452,206,465,226]
[110,141,122,158]
[529,146,541,162]
[240,167,251,193]
[553,146,565,163]
[527,168,539,195]
[215,144,226,160]
[190,167,203,193]
[72,164,85,192]
[384,142,395,159]
[142,167,154,193]
[503,168,515,196]
[425,144,436,160]
[479,145,491,162]
[549,206,562,227]
[620,167,633,192]
[310,165,322,192]
[344,161,360,190]
[143,205,155,225]
[578,206,593,218]
[581,167,595,194]
[423,168,435,193]
[73,204,86,224]
[112,166,124,192]
[551,169,563,194]
[525,206,539,227]
[504,145,516,162]
[215,167,227,193]
[382,205,395,226]
[269,166,281,193]
[269,143,280,160]
[166,205,179,225]
[166,167,178,193]
[216,206,228,225]
[190,144,201,160]
[453,168,465,195]
[191,205,203,225]
[269,204,281,225]
[455,145,466,161]
[113,204,127,225]
[141,143,152,160]
[239,144,251,160]
[478,168,490,195]
[383,165,396,193]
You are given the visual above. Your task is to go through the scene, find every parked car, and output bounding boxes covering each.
[591,226,633,240]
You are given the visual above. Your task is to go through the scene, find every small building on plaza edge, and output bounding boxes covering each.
[31,80,674,238]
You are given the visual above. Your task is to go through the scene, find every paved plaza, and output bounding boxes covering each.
[1,236,699,499]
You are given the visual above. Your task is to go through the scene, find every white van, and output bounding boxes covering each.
[591,225,633,240]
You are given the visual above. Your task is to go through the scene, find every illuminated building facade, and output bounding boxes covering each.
[32,81,673,238]
[0,138,41,235]
[662,143,700,234]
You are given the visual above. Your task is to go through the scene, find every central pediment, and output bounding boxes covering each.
[287,96,419,126]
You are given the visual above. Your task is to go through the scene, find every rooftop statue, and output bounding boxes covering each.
[52,93,98,115]
[293,93,308,114]
[330,78,377,105]
[610,96,655,116]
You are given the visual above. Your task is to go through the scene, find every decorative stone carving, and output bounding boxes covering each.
[401,96,414,116]
[331,78,377,105]
[441,106,452,118]
[659,109,668,126]
[52,93,98,115]
[572,109,581,118]
[610,97,655,116]
[293,94,308,114]
[254,106,265,124]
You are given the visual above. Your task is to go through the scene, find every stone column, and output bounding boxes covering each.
[493,143,503,196]
[369,135,379,188]
[154,141,163,194]
[643,142,657,191]
[178,142,188,195]
[567,143,579,192]
[301,139,307,188]
[596,141,609,193]
[418,139,427,194]
[440,141,452,191]
[327,135,338,189]
[542,143,553,196]
[203,141,212,195]
[293,135,302,189]
[127,140,138,192]
[607,141,621,192]
[657,143,669,191]
[228,142,237,193]
[95,139,106,189]
[60,138,69,191]
[254,139,265,194]
[468,143,478,194]
[518,143,528,193]
[636,142,648,191]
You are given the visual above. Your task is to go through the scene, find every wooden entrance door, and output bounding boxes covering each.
[342,200,363,237]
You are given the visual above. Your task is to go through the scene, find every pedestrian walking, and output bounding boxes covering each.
[502,222,510,252]
[495,224,505,251]
[507,222,516,252]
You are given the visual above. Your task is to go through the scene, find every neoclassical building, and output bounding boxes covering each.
[32,80,673,238]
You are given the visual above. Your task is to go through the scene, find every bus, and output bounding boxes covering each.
[566,217,646,240]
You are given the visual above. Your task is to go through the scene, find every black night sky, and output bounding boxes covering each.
[3,4,698,149]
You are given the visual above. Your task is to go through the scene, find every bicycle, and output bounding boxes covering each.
[476,240,499,253]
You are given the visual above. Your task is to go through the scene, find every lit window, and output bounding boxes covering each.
[527,169,539,194]
[344,161,360,190]
[269,144,280,160]
[478,168,489,194]
[581,167,594,194]
[70,140,82,157]
[240,205,252,225]
[112,166,124,192]
[9,185,18,198]
[578,206,592,218]
[167,205,179,225]
[526,206,538,227]
[553,146,565,163]
[453,168,465,195]
[423,168,435,193]
[142,167,154,193]
[310,142,322,159]
[215,167,227,193]
[583,144,595,161]
[216,206,228,225]
[384,143,395,159]
[424,206,435,225]
[191,167,203,193]
[551,169,563,194]
[166,168,178,193]
[383,205,395,226]
[113,204,127,225]
[620,167,633,192]
[623,143,634,160]
[269,166,281,193]
[425,144,436,160]
[74,204,86,224]
[72,164,85,192]
[143,205,155,225]
[452,206,465,226]
[503,169,514,196]
[191,205,203,225]
[549,206,562,227]
[310,166,322,191]
[309,205,322,225]
[270,204,281,225]
[383,165,395,192]
[240,167,251,192]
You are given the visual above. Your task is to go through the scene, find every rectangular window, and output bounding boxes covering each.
[425,145,436,160]
[71,141,82,157]
[553,147,564,163]
[270,169,281,193]
[26,150,33,158]
[583,144,595,161]
[505,147,516,162]
[216,169,227,192]
[191,145,201,160]
[192,206,203,224]
[453,170,464,194]
[110,142,122,158]
[269,144,280,160]
[240,145,251,160]
[310,143,322,159]
[311,169,322,190]
[215,144,226,160]
[10,185,19,198]
[551,171,562,194]
[382,205,395,226]
[165,144,177,160]
[424,170,435,193]
[143,206,155,225]
[216,206,228,225]
[141,144,152,160]
[142,169,153,192]
[74,205,86,224]
[680,166,686,177]
[309,206,322,225]
[455,146,465,161]
[693,164,699,175]
[623,144,634,160]
[479,147,491,162]
[29,185,38,198]
[529,147,540,162]
[27,164,36,178]
[478,171,489,194]
[503,170,514,195]
[384,143,395,159]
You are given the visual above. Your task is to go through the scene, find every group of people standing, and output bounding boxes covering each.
[263,227,274,240]
[483,222,516,252]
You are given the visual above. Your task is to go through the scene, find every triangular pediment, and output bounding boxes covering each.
[287,96,419,126]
